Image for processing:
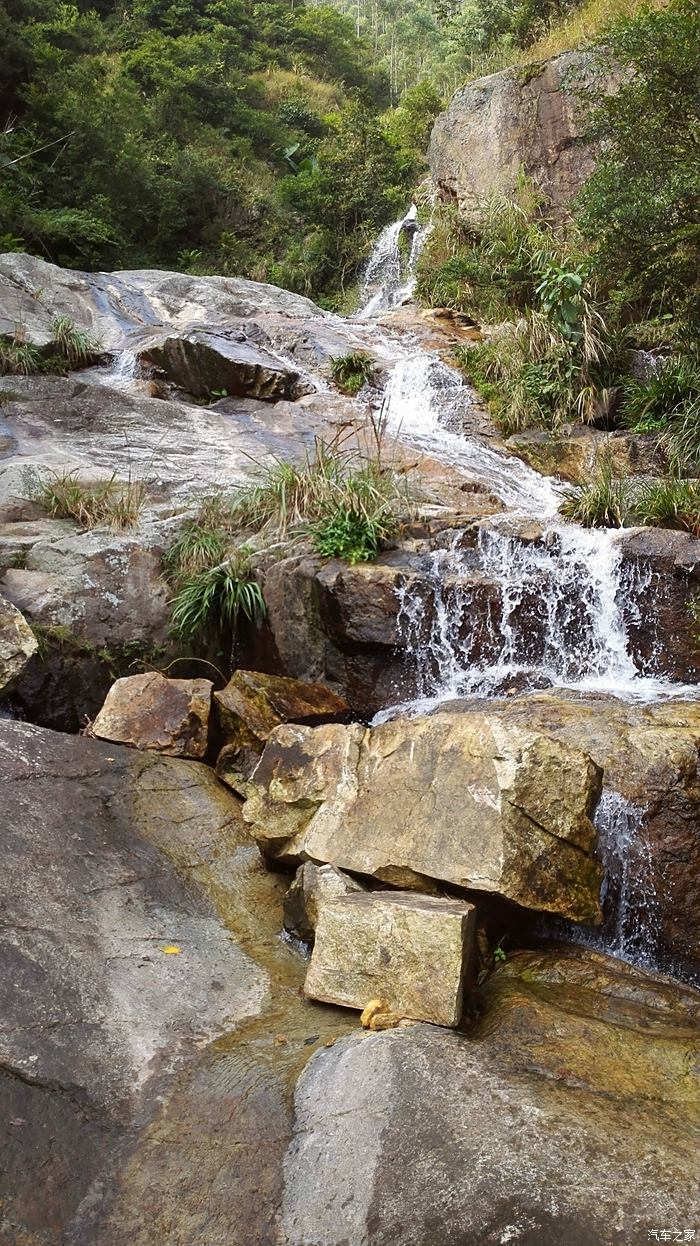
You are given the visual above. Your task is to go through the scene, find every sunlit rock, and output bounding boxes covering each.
[92,671,212,758]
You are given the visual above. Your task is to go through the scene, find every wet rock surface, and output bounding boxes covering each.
[92,671,213,758]
[283,947,700,1245]
[243,710,604,921]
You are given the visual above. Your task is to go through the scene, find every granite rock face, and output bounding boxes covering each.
[139,326,311,401]
[429,51,623,219]
[243,710,604,922]
[92,672,213,758]
[0,593,37,696]
[283,861,365,944]
[304,890,476,1027]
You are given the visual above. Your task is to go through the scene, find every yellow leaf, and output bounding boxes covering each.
[160,945,182,955]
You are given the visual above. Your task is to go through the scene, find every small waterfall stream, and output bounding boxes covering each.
[360,208,700,978]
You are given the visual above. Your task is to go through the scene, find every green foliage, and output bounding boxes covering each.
[0,0,412,300]
[632,476,700,536]
[330,351,376,395]
[50,315,101,368]
[31,469,146,529]
[576,0,700,326]
[169,552,266,641]
[310,496,397,563]
[621,355,700,434]
[560,455,630,528]
[0,335,41,376]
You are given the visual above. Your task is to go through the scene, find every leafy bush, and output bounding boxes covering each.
[560,455,630,528]
[31,470,146,529]
[330,352,376,396]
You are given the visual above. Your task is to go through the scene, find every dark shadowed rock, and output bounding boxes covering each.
[214,668,348,747]
[139,326,311,401]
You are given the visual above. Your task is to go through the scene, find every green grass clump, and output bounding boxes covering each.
[632,476,700,536]
[0,336,42,376]
[32,469,146,529]
[169,550,266,641]
[330,352,376,397]
[0,317,102,377]
[50,315,102,368]
[560,456,630,529]
[621,355,700,434]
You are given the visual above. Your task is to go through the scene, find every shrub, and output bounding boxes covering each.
[330,352,376,396]
[560,455,630,528]
[310,498,396,563]
[32,469,146,529]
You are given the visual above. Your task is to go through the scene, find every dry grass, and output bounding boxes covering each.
[33,469,146,529]
[525,0,666,62]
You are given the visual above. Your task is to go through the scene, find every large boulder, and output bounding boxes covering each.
[304,890,476,1028]
[92,672,213,758]
[475,692,700,977]
[0,594,37,696]
[139,326,311,401]
[282,947,700,1244]
[243,710,604,922]
[214,668,348,747]
[506,426,663,485]
[429,50,623,219]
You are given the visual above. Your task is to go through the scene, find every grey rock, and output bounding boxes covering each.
[0,593,37,695]
[283,861,365,944]
[429,51,623,220]
[139,325,312,401]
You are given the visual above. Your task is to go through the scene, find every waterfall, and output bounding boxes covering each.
[356,204,430,319]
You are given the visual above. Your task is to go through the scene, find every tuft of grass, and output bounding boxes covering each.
[330,352,376,397]
[169,549,266,641]
[32,469,146,529]
[0,336,42,376]
[50,315,102,368]
[560,455,630,528]
[632,476,700,536]
[621,354,700,434]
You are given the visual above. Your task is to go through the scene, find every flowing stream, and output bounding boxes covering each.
[360,208,699,978]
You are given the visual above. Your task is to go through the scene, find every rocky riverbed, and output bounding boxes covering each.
[1,233,700,1244]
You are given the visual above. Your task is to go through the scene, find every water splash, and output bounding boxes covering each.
[357,205,430,319]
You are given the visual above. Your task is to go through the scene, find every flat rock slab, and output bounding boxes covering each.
[304,891,476,1027]
[243,710,604,922]
[0,593,37,695]
[92,671,213,757]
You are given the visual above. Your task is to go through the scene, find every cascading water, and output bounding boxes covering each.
[357,204,431,319]
[359,208,700,979]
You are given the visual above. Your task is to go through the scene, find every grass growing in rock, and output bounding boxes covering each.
[165,438,418,640]
[0,318,102,377]
[330,352,376,396]
[560,455,630,529]
[31,469,146,530]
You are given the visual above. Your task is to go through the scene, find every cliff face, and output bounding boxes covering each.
[428,50,621,219]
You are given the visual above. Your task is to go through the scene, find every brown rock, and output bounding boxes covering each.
[91,672,212,758]
[506,426,663,485]
[304,891,476,1027]
[242,711,604,922]
[214,668,348,748]
[429,51,624,220]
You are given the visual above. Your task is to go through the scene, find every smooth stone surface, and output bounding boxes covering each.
[305,890,476,1027]
[243,711,604,922]
[283,947,700,1245]
[0,593,37,695]
[92,672,213,758]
